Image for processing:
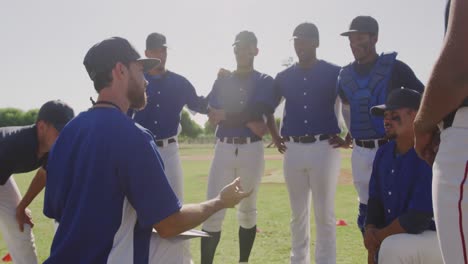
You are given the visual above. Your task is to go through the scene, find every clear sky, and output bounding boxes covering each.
[1,0,446,126]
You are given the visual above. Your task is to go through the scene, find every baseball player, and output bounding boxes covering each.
[43,36,250,264]
[414,0,468,262]
[130,32,209,203]
[200,31,274,264]
[0,100,74,264]
[337,15,425,233]
[130,32,211,264]
[365,88,442,264]
[267,22,343,264]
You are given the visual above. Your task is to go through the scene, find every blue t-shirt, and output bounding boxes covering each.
[132,71,208,140]
[274,61,341,137]
[209,71,275,138]
[368,141,435,230]
[44,107,181,264]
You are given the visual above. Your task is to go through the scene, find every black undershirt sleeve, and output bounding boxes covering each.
[366,197,385,228]
[398,211,433,234]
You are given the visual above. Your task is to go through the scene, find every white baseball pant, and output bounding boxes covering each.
[202,140,264,232]
[0,177,38,264]
[378,231,443,264]
[152,139,192,264]
[351,144,378,205]
[433,107,468,264]
[149,233,194,264]
[283,140,340,264]
[157,139,184,202]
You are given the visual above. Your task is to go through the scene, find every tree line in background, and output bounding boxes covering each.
[0,108,282,140]
[0,108,39,127]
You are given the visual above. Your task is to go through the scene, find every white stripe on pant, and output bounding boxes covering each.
[433,107,468,264]
[283,140,340,264]
[0,177,38,264]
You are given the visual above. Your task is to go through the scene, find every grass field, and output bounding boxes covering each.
[0,145,366,263]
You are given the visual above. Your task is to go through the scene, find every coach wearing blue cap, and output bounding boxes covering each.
[364,88,442,264]
[43,37,249,264]
[0,100,74,264]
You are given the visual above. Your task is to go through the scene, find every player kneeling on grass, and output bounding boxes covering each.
[364,88,442,264]
[42,37,251,264]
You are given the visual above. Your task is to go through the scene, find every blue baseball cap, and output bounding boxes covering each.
[370,88,422,116]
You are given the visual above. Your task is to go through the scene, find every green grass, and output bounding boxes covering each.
[0,146,365,263]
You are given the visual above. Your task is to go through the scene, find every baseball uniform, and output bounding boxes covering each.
[0,126,41,264]
[274,60,341,264]
[201,69,275,264]
[432,1,468,262]
[0,100,74,264]
[367,140,442,263]
[338,34,424,232]
[131,71,209,202]
[44,107,181,264]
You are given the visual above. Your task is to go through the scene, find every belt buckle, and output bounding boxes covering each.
[232,137,240,144]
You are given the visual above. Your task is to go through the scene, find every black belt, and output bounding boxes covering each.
[219,137,262,144]
[355,139,388,149]
[284,134,331,144]
[155,138,176,147]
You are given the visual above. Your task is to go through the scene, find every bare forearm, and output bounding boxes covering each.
[18,168,46,209]
[266,114,280,138]
[415,0,468,132]
[154,198,225,238]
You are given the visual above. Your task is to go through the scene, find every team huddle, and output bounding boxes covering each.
[1,1,468,263]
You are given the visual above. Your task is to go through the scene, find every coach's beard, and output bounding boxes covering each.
[127,78,147,110]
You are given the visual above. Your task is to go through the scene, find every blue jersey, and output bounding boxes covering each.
[274,61,341,137]
[132,71,208,140]
[368,141,435,230]
[44,108,181,264]
[209,71,275,138]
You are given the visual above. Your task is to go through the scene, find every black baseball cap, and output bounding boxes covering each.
[370,88,422,116]
[83,37,160,81]
[341,16,379,36]
[233,31,257,47]
[146,32,167,50]
[293,22,319,41]
[37,100,75,132]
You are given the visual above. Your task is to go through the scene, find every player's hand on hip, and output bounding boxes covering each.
[16,206,34,232]
[246,121,267,137]
[328,134,352,149]
[217,68,232,79]
[218,177,252,208]
[208,107,226,126]
[272,135,286,154]
[414,128,440,165]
